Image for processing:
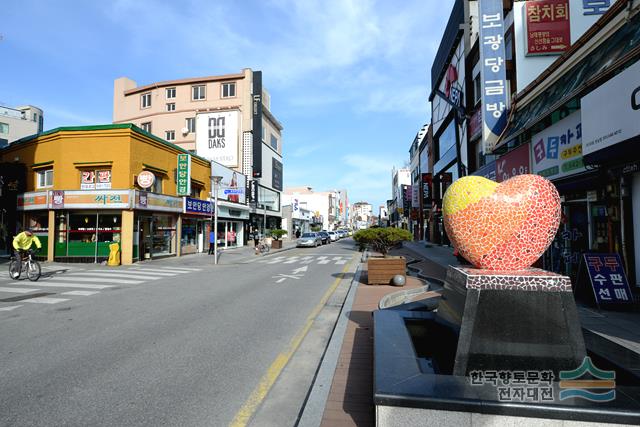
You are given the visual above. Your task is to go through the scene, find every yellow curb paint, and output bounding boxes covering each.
[229,254,356,427]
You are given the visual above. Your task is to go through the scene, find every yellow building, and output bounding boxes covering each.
[0,124,219,265]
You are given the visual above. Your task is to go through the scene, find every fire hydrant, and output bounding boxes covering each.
[107,242,121,266]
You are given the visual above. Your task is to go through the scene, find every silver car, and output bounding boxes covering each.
[297,232,322,247]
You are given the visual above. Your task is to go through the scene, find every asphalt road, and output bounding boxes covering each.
[0,238,360,426]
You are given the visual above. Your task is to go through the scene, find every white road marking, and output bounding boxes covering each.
[291,266,308,274]
[23,297,69,304]
[122,269,177,276]
[332,257,343,260]
[283,257,300,264]
[141,268,195,274]
[61,291,100,296]
[266,256,287,265]
[157,267,201,272]
[318,259,330,264]
[0,287,40,294]
[47,276,143,285]
[335,259,347,265]
[275,278,286,284]
[19,282,114,290]
[68,272,162,280]
[0,305,23,311]
[316,256,328,260]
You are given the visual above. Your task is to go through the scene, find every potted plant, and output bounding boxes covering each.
[353,228,413,285]
[269,229,287,249]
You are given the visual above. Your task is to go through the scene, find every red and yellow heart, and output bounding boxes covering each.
[443,174,561,270]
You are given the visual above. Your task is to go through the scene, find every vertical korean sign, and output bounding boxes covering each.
[583,253,633,306]
[176,154,191,196]
[525,0,570,56]
[479,0,509,154]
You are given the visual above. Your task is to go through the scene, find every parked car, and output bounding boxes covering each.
[338,230,348,239]
[317,231,331,244]
[297,232,322,248]
[328,231,338,241]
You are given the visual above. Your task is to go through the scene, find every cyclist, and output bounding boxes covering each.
[13,229,42,260]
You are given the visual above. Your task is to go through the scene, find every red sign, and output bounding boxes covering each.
[496,143,530,182]
[137,171,155,189]
[468,107,483,140]
[526,0,570,56]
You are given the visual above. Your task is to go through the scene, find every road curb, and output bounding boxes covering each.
[296,260,363,427]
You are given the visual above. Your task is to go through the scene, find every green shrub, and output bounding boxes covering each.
[353,227,413,256]
[269,229,287,240]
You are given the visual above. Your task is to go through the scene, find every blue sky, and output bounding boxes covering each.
[2,0,454,212]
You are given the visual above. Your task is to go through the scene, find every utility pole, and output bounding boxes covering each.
[211,175,223,265]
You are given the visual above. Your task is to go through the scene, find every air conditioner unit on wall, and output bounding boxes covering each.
[181,127,189,135]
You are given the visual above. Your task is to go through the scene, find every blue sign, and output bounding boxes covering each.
[584,253,633,305]
[479,0,509,154]
[472,160,497,181]
[223,188,244,195]
[184,197,212,215]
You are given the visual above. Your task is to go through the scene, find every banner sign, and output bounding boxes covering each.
[196,111,239,166]
[582,59,640,156]
[272,158,283,191]
[223,188,244,195]
[496,143,530,182]
[531,110,585,180]
[96,170,112,190]
[81,171,95,190]
[52,190,64,208]
[184,197,212,216]
[479,0,509,154]
[402,185,412,215]
[51,190,130,209]
[525,0,570,56]
[252,71,263,178]
[134,191,182,212]
[421,173,433,207]
[584,253,633,305]
[411,184,420,207]
[17,191,49,211]
[176,154,191,196]
[211,160,247,204]
[249,180,258,204]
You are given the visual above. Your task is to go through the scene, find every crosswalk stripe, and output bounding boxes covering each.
[0,287,40,294]
[67,272,162,280]
[137,267,194,273]
[332,257,343,260]
[335,259,347,265]
[157,267,201,272]
[126,269,178,276]
[61,290,100,296]
[21,282,114,290]
[317,256,328,260]
[47,276,143,285]
[318,260,330,264]
[24,297,69,304]
[0,305,23,311]
[267,257,287,264]
[283,257,300,264]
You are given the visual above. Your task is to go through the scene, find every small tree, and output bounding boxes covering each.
[270,229,287,241]
[353,227,413,256]
[310,225,322,232]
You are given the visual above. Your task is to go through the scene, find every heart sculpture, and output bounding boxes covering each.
[443,174,561,270]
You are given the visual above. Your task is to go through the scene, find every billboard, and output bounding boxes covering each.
[525,0,570,56]
[479,0,509,153]
[582,60,640,156]
[531,110,585,180]
[252,71,263,178]
[196,111,239,167]
[272,158,283,191]
[211,161,247,204]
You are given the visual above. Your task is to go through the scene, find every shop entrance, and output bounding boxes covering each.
[136,214,176,261]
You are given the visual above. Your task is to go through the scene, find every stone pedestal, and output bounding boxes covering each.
[437,266,586,376]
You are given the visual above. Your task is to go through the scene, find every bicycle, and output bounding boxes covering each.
[9,249,41,281]
[255,238,271,255]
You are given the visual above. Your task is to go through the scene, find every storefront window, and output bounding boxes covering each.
[437,120,457,160]
[181,218,198,254]
[258,186,280,212]
[98,213,121,243]
[152,214,175,256]
[69,213,97,244]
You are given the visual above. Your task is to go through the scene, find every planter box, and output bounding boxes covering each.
[271,240,283,249]
[367,256,406,285]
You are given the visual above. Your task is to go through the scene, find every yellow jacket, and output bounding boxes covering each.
[12,232,42,251]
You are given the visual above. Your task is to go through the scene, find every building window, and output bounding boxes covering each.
[166,87,176,99]
[0,122,8,134]
[192,85,206,100]
[185,117,195,133]
[473,75,481,105]
[151,176,163,193]
[261,126,266,142]
[166,103,176,112]
[36,169,53,188]
[165,130,175,141]
[221,82,236,98]
[270,134,278,150]
[141,92,152,109]
[141,122,152,133]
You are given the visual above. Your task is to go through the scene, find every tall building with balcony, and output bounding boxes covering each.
[0,105,44,147]
[113,69,284,235]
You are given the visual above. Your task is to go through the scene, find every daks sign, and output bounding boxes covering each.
[196,111,239,167]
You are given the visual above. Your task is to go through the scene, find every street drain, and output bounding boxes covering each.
[0,292,55,302]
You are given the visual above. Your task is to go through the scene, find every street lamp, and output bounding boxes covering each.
[210,175,223,265]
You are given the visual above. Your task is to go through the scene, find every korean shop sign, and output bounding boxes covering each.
[583,253,633,305]
[525,0,570,56]
[80,170,112,190]
[496,143,530,182]
[177,154,191,196]
[479,0,509,154]
[184,197,212,216]
[531,110,585,180]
